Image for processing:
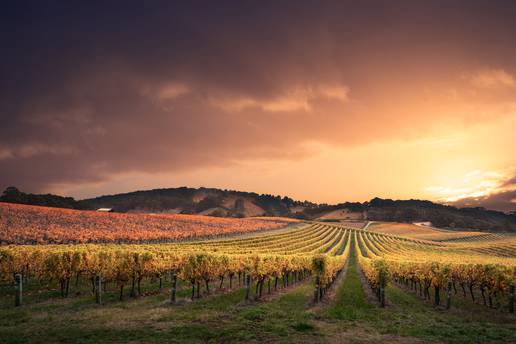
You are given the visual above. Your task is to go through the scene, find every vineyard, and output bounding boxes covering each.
[1,214,515,343]
[0,223,350,302]
[0,202,297,244]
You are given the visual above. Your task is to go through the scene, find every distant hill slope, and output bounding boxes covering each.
[316,208,365,221]
[1,187,515,232]
[80,187,304,218]
[0,202,297,244]
[364,198,516,233]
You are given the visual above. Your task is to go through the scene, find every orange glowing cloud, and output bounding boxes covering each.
[208,84,349,112]
[465,68,515,89]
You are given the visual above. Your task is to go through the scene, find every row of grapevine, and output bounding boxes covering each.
[355,231,388,306]
[354,228,516,312]
[312,230,351,302]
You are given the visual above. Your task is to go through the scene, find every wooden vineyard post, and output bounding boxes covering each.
[257,279,264,300]
[170,273,177,304]
[314,276,320,303]
[509,283,515,313]
[95,275,102,304]
[446,281,452,310]
[379,273,385,308]
[245,275,251,301]
[191,282,195,301]
[434,285,440,306]
[15,273,22,307]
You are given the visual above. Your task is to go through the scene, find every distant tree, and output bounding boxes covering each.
[1,186,25,203]
[2,186,21,197]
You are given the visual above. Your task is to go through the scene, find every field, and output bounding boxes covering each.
[0,202,297,244]
[0,206,515,343]
[368,222,491,241]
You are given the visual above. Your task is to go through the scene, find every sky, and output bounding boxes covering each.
[1,1,516,211]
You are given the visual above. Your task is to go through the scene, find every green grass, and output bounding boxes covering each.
[0,276,321,343]
[325,259,374,321]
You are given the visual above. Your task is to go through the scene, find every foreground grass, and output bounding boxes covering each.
[0,277,319,344]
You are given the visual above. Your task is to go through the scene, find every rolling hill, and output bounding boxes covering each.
[1,186,515,232]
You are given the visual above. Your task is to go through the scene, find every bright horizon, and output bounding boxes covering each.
[1,2,516,211]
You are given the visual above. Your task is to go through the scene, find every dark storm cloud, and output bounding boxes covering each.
[502,177,516,187]
[451,174,516,212]
[2,1,516,192]
[451,190,516,213]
